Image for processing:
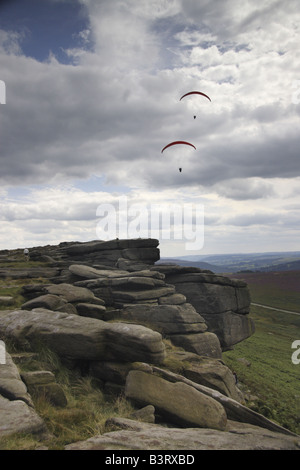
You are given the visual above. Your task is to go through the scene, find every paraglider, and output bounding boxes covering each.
[179,91,211,102]
[161,141,196,172]
[180,91,211,119]
[161,140,196,153]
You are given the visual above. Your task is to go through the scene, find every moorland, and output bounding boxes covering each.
[223,270,300,435]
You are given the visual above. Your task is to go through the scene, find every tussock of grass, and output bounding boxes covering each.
[33,381,135,449]
[0,346,136,450]
[0,434,43,451]
[161,339,192,373]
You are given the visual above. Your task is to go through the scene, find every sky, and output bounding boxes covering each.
[0,0,299,257]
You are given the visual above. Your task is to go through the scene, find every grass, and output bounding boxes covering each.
[223,297,300,434]
[0,276,49,310]
[0,260,48,268]
[0,386,134,450]
[0,346,136,450]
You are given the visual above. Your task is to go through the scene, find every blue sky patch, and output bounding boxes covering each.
[0,0,92,63]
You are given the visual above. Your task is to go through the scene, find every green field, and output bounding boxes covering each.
[223,271,300,434]
[231,270,300,312]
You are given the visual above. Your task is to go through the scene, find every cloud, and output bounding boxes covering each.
[213,178,275,200]
[1,0,299,189]
[0,0,299,254]
[225,211,279,227]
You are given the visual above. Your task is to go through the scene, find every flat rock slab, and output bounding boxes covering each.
[0,309,166,364]
[21,283,105,305]
[21,294,67,311]
[111,287,176,302]
[63,238,159,255]
[125,370,227,430]
[65,418,300,450]
[76,303,106,319]
[70,265,165,281]
[112,303,207,335]
[171,331,222,358]
[69,264,130,279]
[45,283,103,304]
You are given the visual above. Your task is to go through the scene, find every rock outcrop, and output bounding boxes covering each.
[0,238,297,450]
[20,265,223,359]
[153,264,254,350]
[29,238,160,269]
[0,239,254,350]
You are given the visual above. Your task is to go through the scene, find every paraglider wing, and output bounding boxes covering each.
[161,141,196,153]
[179,91,211,102]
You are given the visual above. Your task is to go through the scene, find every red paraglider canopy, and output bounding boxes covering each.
[161,141,196,153]
[179,91,211,102]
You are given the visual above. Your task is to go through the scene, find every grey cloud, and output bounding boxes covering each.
[138,124,300,191]
[0,1,299,193]
[225,207,300,229]
[0,0,299,192]
[0,191,101,222]
[250,103,286,123]
[225,212,279,227]
[180,0,300,42]
[213,178,275,201]
[0,203,96,222]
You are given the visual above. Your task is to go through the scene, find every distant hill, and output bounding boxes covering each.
[258,259,300,272]
[160,251,300,274]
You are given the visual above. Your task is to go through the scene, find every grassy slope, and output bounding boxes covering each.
[223,271,300,434]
